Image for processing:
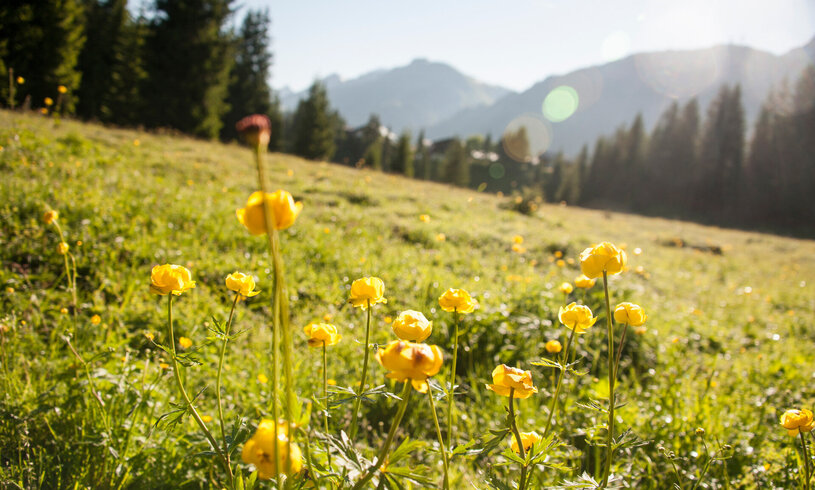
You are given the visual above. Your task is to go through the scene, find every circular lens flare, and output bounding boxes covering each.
[502,115,551,163]
[543,85,579,122]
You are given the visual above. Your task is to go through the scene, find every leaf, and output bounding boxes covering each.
[531,358,562,370]
[388,437,425,465]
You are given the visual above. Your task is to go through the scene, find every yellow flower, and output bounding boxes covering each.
[242,420,303,479]
[257,373,268,384]
[90,315,101,325]
[235,114,272,147]
[512,235,524,244]
[556,259,566,268]
[60,307,68,315]
[145,332,155,341]
[579,242,627,279]
[391,310,433,342]
[554,251,563,258]
[57,242,69,255]
[43,210,59,224]
[558,282,573,294]
[375,340,443,393]
[44,97,53,106]
[16,76,24,84]
[512,243,526,254]
[510,431,542,454]
[348,277,386,309]
[435,233,446,242]
[574,274,596,289]
[225,272,260,297]
[614,302,647,326]
[486,364,538,399]
[201,415,213,423]
[179,337,192,349]
[303,322,341,347]
[780,409,815,436]
[545,339,562,354]
[57,85,67,94]
[438,288,476,314]
[558,302,598,334]
[236,190,303,235]
[419,214,430,223]
[40,108,48,115]
[149,264,196,296]
[159,363,170,370]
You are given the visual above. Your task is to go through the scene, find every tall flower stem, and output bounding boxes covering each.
[800,432,812,490]
[216,294,240,454]
[446,309,460,449]
[508,388,528,490]
[543,323,578,437]
[601,270,614,488]
[167,295,234,488]
[352,381,412,490]
[350,299,372,439]
[613,322,629,382]
[322,340,332,470]
[427,384,450,490]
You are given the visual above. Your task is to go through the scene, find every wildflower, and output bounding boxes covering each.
[558,282,573,294]
[510,431,542,454]
[90,315,101,325]
[16,76,24,84]
[40,108,48,115]
[512,243,526,254]
[438,288,476,313]
[57,85,67,94]
[556,259,566,267]
[419,214,431,223]
[574,274,596,288]
[44,97,53,106]
[60,307,68,315]
[780,409,815,436]
[159,363,170,370]
[614,303,647,326]
[133,139,140,146]
[391,310,433,342]
[545,339,562,354]
[579,242,627,278]
[149,264,196,296]
[558,302,597,334]
[435,233,446,242]
[513,235,524,244]
[57,242,69,255]
[179,337,192,349]
[236,190,303,234]
[6,287,14,294]
[145,332,155,341]
[201,415,213,423]
[384,316,393,323]
[375,340,443,393]
[554,251,563,258]
[486,364,538,399]
[257,373,268,384]
[43,210,59,224]
[303,322,341,347]
[225,272,260,297]
[236,114,272,148]
[696,427,706,436]
[348,277,386,309]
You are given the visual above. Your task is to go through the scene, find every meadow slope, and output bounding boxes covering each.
[1,110,814,488]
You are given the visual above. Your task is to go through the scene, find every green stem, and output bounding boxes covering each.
[601,270,614,488]
[427,383,450,490]
[167,295,234,488]
[352,381,412,490]
[323,340,332,470]
[801,431,811,490]
[350,299,373,439]
[613,323,629,383]
[217,294,240,453]
[446,310,460,450]
[543,322,578,437]
[508,388,528,490]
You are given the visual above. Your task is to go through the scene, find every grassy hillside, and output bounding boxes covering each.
[1,109,814,489]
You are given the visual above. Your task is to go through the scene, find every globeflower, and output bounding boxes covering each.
[16,76,24,85]
[303,322,341,347]
[57,242,69,255]
[236,114,272,148]
[574,274,596,289]
[44,97,53,107]
[43,210,59,224]
[510,431,542,454]
[236,190,303,234]
[241,419,303,479]
[558,282,574,295]
[579,241,627,279]
[545,339,562,354]
[348,277,386,309]
[558,302,597,334]
[486,364,538,399]
[781,409,815,437]
[58,85,67,94]
[149,264,196,296]
[375,340,443,393]
[438,288,476,313]
[391,310,433,342]
[225,271,260,297]
[614,302,647,326]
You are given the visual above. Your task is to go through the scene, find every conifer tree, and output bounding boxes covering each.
[392,131,414,177]
[290,81,336,160]
[443,138,470,187]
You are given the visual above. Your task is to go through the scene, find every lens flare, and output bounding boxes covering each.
[543,86,579,122]
[635,50,721,99]
[501,115,551,163]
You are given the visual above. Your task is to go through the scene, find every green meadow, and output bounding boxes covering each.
[2,109,815,488]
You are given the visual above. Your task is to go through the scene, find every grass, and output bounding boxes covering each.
[1,109,814,488]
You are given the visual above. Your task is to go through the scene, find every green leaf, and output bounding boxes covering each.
[388,436,425,465]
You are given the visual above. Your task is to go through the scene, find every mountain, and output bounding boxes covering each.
[279,59,514,132]
[427,37,815,155]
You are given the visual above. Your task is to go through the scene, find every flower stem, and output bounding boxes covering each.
[427,383,450,490]
[446,309,460,449]
[543,322,578,437]
[508,388,528,490]
[801,431,811,490]
[323,340,332,470]
[216,294,240,455]
[352,381,412,490]
[167,295,233,488]
[350,299,372,439]
[613,322,629,383]
[601,270,614,488]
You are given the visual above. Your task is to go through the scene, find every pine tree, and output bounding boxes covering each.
[142,0,235,139]
[443,138,469,187]
[290,81,336,160]
[391,131,413,177]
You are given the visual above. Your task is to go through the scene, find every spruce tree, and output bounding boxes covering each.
[391,131,414,177]
[290,81,336,160]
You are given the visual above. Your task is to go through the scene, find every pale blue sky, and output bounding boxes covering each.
[239,0,814,92]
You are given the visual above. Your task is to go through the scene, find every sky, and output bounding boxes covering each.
[236,0,815,93]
